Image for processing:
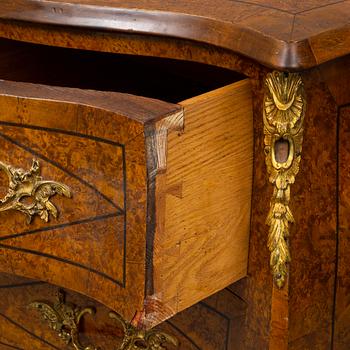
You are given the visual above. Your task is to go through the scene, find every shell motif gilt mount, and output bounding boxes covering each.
[263,71,306,288]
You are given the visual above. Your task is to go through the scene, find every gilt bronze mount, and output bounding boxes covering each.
[29,290,98,350]
[264,71,306,288]
[30,290,178,350]
[109,311,178,350]
[0,159,71,223]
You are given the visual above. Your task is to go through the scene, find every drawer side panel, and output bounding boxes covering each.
[150,79,253,326]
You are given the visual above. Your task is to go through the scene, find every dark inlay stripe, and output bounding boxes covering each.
[0,120,129,288]
[0,121,123,148]
[224,287,248,305]
[199,301,230,322]
[0,212,120,242]
[0,312,61,350]
[0,214,124,286]
[0,131,124,212]
[166,320,201,350]
[122,145,127,287]
[199,301,230,350]
[0,281,46,289]
[0,341,25,350]
[331,100,341,349]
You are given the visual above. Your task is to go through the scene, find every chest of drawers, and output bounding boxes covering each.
[0,1,349,349]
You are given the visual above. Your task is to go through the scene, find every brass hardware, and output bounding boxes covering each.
[29,290,98,350]
[109,311,179,349]
[264,71,305,288]
[0,159,71,223]
[30,290,177,350]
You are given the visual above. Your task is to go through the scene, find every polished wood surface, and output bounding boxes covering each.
[319,55,350,107]
[0,0,350,69]
[0,80,181,124]
[0,272,247,350]
[151,81,253,325]
[286,68,338,349]
[0,80,153,323]
[217,65,344,349]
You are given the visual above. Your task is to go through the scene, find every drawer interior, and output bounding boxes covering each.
[0,38,244,102]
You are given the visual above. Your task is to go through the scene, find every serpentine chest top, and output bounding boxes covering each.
[0,1,348,350]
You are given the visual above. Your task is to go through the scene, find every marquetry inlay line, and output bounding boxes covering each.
[0,212,119,242]
[0,281,46,289]
[0,312,61,350]
[263,71,305,288]
[0,129,124,212]
[0,123,129,286]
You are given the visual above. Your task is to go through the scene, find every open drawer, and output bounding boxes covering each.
[0,39,253,328]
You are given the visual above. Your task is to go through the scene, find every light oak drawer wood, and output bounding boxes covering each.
[151,81,252,326]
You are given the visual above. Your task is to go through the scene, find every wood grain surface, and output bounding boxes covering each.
[0,80,181,125]
[0,272,247,350]
[334,105,350,349]
[0,0,350,69]
[150,80,253,326]
[0,80,162,323]
[285,68,338,350]
[229,72,273,349]
[316,58,350,349]
[222,67,342,349]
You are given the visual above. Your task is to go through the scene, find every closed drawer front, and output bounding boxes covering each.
[0,272,122,350]
[0,39,253,328]
[0,272,242,350]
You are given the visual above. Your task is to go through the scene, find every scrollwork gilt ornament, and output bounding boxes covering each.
[264,71,305,288]
[29,290,98,350]
[109,311,178,350]
[30,291,178,349]
[0,159,71,223]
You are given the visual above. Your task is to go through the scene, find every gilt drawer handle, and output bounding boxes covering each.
[0,159,71,223]
[109,311,178,350]
[29,290,98,350]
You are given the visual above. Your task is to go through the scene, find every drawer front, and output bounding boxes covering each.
[0,272,241,350]
[0,80,182,323]
[0,273,109,350]
[0,272,173,350]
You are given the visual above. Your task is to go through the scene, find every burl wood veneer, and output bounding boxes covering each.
[0,272,247,350]
[0,1,348,349]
